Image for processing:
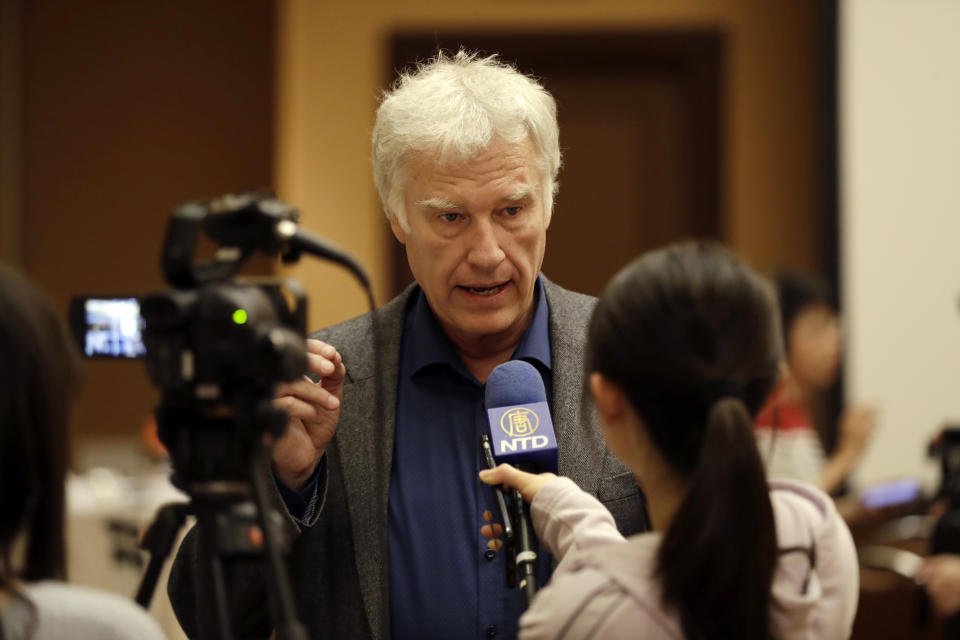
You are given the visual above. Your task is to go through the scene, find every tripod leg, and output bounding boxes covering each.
[135,553,168,609]
[136,502,190,609]
[250,446,309,640]
[206,545,235,640]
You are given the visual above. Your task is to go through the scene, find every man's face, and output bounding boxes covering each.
[389,138,549,348]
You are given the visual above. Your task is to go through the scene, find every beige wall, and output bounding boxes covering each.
[842,0,960,488]
[275,0,822,329]
[11,0,821,437]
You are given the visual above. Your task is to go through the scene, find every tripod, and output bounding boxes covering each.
[120,192,377,640]
[135,404,309,640]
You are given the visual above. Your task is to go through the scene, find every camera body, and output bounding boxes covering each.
[70,192,310,403]
[70,283,306,398]
[140,281,305,402]
[70,193,317,488]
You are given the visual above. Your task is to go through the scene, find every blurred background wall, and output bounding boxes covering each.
[275,0,825,324]
[841,0,960,488]
[2,0,827,451]
[5,1,276,445]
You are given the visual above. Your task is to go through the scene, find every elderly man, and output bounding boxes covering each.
[169,50,647,640]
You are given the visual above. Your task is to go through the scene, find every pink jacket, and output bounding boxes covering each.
[520,477,859,639]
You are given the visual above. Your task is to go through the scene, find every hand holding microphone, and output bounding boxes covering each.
[479,464,556,504]
[482,360,559,607]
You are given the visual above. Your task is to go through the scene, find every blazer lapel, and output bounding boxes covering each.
[334,289,409,640]
[542,278,607,493]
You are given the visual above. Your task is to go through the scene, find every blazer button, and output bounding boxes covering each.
[486,624,498,637]
[484,549,496,561]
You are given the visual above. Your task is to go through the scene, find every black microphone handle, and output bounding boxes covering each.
[512,485,538,607]
[481,434,514,541]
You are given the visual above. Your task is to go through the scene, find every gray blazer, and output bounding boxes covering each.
[168,276,647,639]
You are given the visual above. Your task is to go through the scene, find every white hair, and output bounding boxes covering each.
[372,50,562,231]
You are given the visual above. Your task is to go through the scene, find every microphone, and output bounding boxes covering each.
[484,360,559,473]
[484,360,559,606]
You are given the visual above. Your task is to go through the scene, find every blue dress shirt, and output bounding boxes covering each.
[388,278,553,640]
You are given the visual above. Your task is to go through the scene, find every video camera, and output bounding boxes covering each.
[71,192,369,481]
[69,192,372,640]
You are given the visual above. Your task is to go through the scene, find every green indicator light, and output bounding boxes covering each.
[232,309,248,325]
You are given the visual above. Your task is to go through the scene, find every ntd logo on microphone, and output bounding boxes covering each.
[488,401,558,472]
[501,407,539,438]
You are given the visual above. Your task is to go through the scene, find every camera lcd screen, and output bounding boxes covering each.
[76,297,146,358]
[860,477,922,509]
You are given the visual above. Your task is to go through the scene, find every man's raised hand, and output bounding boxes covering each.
[271,339,346,489]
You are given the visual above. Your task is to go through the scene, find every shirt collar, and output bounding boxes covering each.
[405,275,552,378]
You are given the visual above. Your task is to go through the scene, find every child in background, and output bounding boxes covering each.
[481,243,859,639]
[0,265,164,640]
[754,271,876,494]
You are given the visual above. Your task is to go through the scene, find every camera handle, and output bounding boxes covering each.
[135,449,308,640]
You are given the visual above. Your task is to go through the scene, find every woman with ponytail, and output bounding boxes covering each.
[480,242,859,639]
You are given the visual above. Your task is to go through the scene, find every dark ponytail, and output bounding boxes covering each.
[587,241,782,640]
[657,398,776,640]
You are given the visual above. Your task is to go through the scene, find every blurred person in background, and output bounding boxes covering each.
[0,265,164,640]
[480,242,859,639]
[754,270,876,494]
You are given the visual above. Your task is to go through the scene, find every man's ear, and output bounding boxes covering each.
[388,213,407,245]
[589,372,629,426]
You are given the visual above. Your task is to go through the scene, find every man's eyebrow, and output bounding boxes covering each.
[415,197,461,210]
[415,187,534,211]
[503,186,534,202]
